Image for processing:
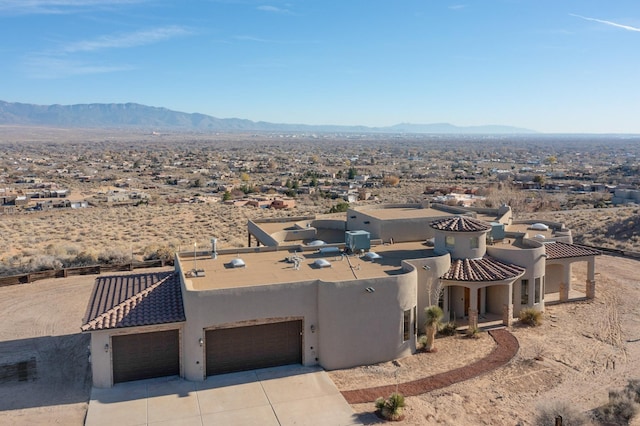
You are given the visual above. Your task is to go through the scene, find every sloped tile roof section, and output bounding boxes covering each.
[544,242,601,260]
[81,271,185,331]
[441,257,525,282]
[430,216,492,232]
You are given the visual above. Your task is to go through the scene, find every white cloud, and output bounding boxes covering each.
[570,13,640,33]
[449,5,466,11]
[24,54,133,78]
[23,25,190,78]
[62,26,190,53]
[0,0,146,15]
[257,5,291,14]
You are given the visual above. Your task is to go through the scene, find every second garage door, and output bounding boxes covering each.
[206,320,302,376]
[112,329,180,384]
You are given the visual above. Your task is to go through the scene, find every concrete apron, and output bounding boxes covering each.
[85,365,363,426]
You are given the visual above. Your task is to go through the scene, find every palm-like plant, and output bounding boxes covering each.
[424,305,443,352]
[375,392,406,421]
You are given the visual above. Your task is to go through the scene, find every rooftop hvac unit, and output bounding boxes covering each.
[345,230,370,253]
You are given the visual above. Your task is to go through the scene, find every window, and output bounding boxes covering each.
[364,221,370,224]
[412,306,417,335]
[535,277,541,303]
[445,236,455,248]
[521,279,529,305]
[470,236,479,249]
[403,309,411,342]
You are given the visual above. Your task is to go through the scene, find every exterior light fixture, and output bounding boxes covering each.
[365,287,375,293]
[104,343,109,352]
[423,265,431,270]
[310,325,316,333]
[198,338,204,347]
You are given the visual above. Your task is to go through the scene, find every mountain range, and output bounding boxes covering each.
[0,100,536,134]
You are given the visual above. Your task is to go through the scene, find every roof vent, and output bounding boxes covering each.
[363,251,382,261]
[308,240,326,246]
[319,247,341,255]
[314,258,332,268]
[530,223,549,231]
[230,258,246,268]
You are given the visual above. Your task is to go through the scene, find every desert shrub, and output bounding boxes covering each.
[593,388,639,425]
[438,321,458,336]
[143,244,174,261]
[67,250,99,267]
[519,307,542,326]
[375,392,405,421]
[625,380,640,403]
[536,399,589,426]
[417,335,428,350]
[97,247,130,265]
[28,255,63,272]
[466,326,481,339]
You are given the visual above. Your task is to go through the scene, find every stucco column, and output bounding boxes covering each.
[560,264,571,302]
[502,303,513,326]
[468,309,478,330]
[586,258,596,299]
[503,283,513,326]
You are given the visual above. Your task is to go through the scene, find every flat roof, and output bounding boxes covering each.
[505,223,556,239]
[182,241,434,291]
[355,207,458,221]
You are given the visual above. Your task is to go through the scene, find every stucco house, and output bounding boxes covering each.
[82,203,600,387]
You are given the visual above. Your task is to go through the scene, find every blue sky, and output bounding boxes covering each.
[1,0,639,133]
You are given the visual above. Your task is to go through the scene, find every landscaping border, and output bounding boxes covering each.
[341,329,519,404]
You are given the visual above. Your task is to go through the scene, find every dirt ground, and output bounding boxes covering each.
[0,267,172,425]
[331,256,640,425]
[0,257,638,425]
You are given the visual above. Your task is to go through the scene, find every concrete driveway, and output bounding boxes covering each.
[85,365,366,426]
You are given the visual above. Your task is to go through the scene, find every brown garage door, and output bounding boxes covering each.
[206,321,302,376]
[112,329,180,384]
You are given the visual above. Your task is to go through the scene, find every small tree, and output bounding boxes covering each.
[424,306,443,352]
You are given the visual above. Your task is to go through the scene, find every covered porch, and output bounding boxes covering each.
[543,242,600,302]
[441,280,517,330]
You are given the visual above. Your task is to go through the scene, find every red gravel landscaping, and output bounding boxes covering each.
[341,329,519,404]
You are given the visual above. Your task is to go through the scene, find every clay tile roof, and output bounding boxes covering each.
[430,216,492,233]
[544,242,601,260]
[441,257,525,282]
[81,271,185,332]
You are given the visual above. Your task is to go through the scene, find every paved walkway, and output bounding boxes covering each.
[86,365,364,426]
[341,329,519,404]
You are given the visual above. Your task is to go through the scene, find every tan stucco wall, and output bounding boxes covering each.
[317,269,417,370]
[545,261,569,293]
[406,255,451,329]
[433,230,487,259]
[487,239,545,315]
[178,254,419,378]
[181,280,319,381]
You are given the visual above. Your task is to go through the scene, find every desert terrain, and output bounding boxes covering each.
[0,256,638,425]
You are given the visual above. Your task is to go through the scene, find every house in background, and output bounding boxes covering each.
[82,203,599,388]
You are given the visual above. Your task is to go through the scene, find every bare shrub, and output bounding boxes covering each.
[593,388,639,425]
[519,308,542,326]
[536,400,590,426]
[28,255,63,272]
[97,248,130,264]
